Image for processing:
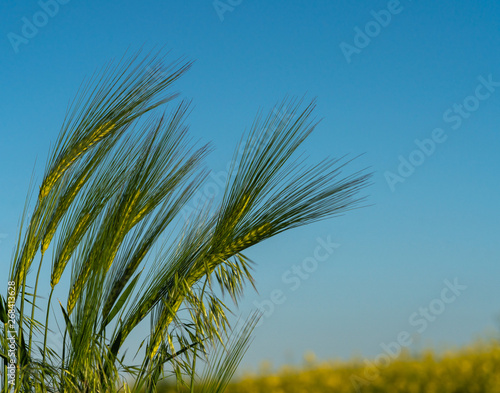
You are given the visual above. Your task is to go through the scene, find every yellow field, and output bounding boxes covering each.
[227,342,500,393]
[158,340,500,392]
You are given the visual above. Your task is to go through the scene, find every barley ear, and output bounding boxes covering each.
[67,264,92,315]
[50,212,93,288]
[39,122,115,201]
[221,223,271,258]
[41,169,92,254]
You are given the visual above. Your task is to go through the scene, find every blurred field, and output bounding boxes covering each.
[157,340,500,392]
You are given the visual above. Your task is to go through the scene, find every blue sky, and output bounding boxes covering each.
[0,0,499,371]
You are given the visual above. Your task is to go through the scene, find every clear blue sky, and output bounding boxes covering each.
[1,0,499,371]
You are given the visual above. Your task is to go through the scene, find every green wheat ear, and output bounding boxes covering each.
[41,171,92,255]
[39,122,115,201]
[66,266,91,315]
[222,223,271,258]
[50,212,93,288]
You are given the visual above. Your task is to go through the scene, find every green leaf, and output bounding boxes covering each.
[19,329,30,368]
[59,301,76,347]
[110,330,122,359]
[103,272,141,329]
[0,294,7,323]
